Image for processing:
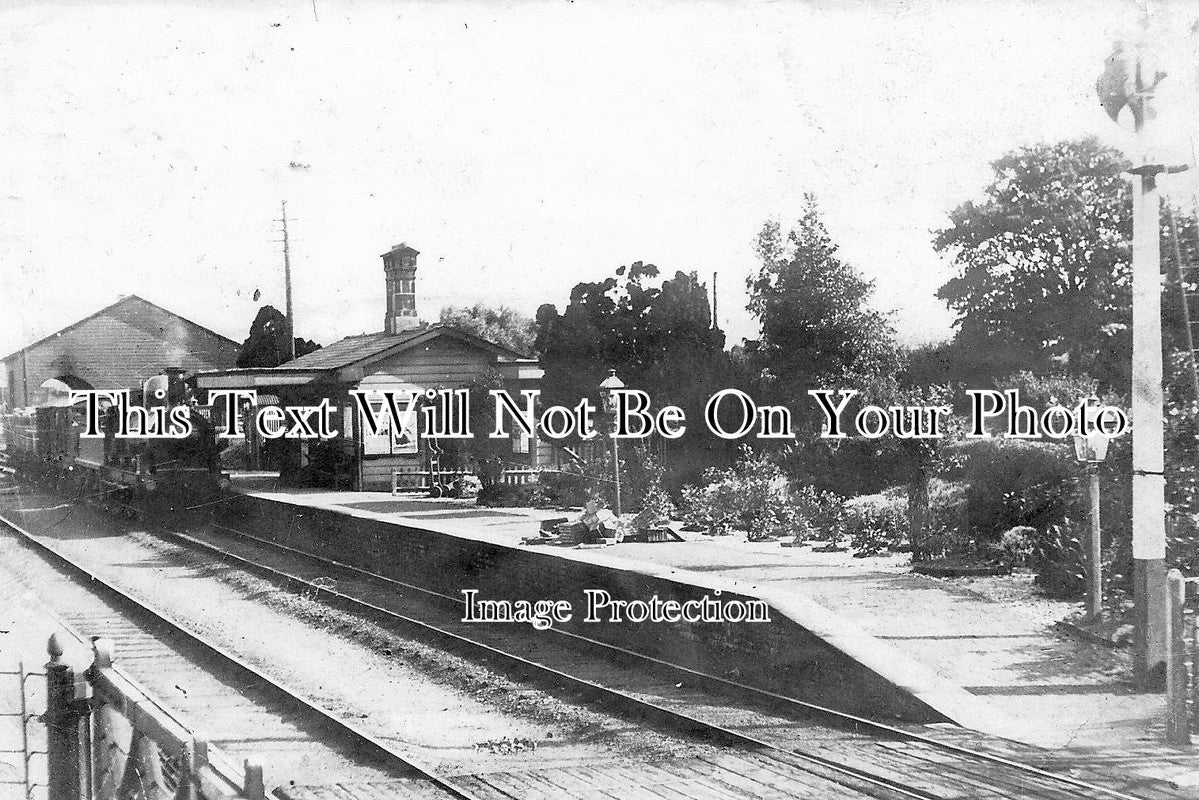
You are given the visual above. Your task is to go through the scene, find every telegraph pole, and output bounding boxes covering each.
[281,200,296,362]
[1099,25,1184,687]
[1131,155,1169,687]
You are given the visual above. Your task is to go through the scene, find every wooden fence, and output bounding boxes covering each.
[391,467,540,494]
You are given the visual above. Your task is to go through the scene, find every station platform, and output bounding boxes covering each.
[223,481,1199,787]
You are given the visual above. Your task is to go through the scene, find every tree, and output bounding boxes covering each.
[236,305,321,368]
[536,263,727,411]
[934,139,1138,387]
[869,379,958,562]
[535,263,732,485]
[439,304,537,355]
[748,195,899,425]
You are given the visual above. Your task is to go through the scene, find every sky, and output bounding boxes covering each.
[3,0,1196,363]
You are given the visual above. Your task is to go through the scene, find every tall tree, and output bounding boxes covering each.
[934,139,1135,385]
[536,264,732,483]
[536,264,727,411]
[933,137,1199,392]
[236,305,321,368]
[439,303,537,355]
[748,195,898,424]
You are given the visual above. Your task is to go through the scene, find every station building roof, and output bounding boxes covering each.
[194,324,541,391]
[2,295,239,408]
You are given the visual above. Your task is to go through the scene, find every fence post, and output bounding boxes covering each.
[1166,569,1190,745]
[1192,612,1199,737]
[45,633,92,800]
[244,760,265,800]
[18,660,32,800]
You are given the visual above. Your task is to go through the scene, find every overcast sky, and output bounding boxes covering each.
[3,0,1196,362]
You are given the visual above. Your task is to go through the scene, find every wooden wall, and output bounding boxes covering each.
[355,336,540,491]
[4,297,238,408]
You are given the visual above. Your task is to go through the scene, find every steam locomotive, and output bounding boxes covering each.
[2,369,227,516]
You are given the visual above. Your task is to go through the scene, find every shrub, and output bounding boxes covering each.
[792,486,846,541]
[839,480,970,558]
[537,468,592,507]
[929,480,968,534]
[1031,519,1088,598]
[477,483,548,508]
[680,478,742,535]
[624,445,670,513]
[844,492,907,556]
[960,439,1081,552]
[634,478,677,529]
[448,474,482,498]
[679,447,799,540]
[956,438,1096,596]
[1168,513,1199,575]
[994,525,1037,568]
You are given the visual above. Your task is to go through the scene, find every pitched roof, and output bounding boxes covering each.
[282,328,428,370]
[1,295,240,361]
[381,242,420,258]
[267,324,534,372]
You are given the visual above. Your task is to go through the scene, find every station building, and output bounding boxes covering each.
[194,243,547,492]
[1,295,240,410]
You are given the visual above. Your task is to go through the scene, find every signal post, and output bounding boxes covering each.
[1098,29,1183,687]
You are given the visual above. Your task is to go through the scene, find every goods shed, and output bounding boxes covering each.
[2,295,239,410]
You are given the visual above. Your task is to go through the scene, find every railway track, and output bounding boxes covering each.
[0,485,1186,800]
[151,516,1183,800]
[0,510,484,800]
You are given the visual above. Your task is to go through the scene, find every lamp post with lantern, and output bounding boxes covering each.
[599,369,625,517]
[1072,404,1111,621]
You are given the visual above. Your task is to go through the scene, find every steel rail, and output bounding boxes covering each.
[182,520,1155,800]
[0,511,484,800]
[0,478,1163,800]
[170,525,936,800]
[202,521,1161,800]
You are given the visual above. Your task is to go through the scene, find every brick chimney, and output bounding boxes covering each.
[382,242,420,334]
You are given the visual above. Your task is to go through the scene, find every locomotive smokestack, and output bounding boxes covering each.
[382,242,420,334]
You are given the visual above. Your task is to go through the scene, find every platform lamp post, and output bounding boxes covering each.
[1098,30,1187,687]
[1072,411,1111,621]
[599,369,625,517]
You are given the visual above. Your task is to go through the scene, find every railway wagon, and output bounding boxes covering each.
[2,369,227,515]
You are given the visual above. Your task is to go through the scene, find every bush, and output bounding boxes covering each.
[844,492,907,556]
[634,478,677,528]
[624,445,670,513]
[536,468,592,507]
[960,439,1081,553]
[927,480,965,530]
[839,480,968,558]
[477,483,548,508]
[792,486,846,541]
[533,445,673,512]
[679,447,799,540]
[1031,520,1088,598]
[1168,512,1199,574]
[680,478,743,535]
[954,438,1101,596]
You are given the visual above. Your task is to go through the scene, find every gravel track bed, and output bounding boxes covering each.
[0,491,726,779]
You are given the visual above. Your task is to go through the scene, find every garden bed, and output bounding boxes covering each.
[913,559,1010,578]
